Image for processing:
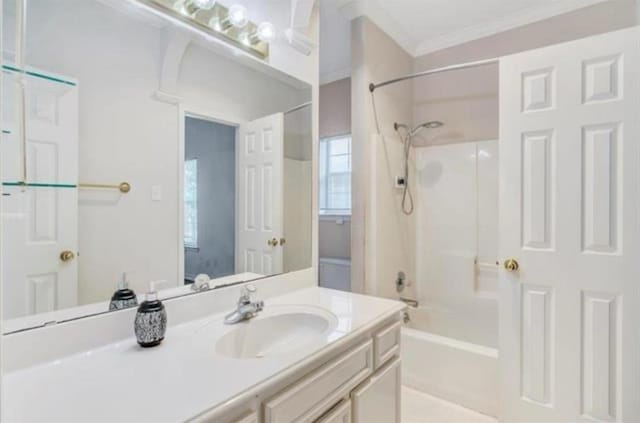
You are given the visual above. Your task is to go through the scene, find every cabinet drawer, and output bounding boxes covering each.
[264,340,373,423]
[373,321,401,369]
[315,400,351,423]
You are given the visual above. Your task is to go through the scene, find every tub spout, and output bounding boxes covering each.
[400,297,419,308]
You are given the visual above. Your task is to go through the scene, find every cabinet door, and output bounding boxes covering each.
[351,358,401,423]
[316,400,351,423]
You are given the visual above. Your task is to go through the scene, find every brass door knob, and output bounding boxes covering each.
[267,238,278,247]
[279,238,286,246]
[504,258,520,272]
[60,250,75,262]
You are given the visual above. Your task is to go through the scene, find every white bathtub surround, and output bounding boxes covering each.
[3,286,404,421]
[415,140,499,349]
[402,326,498,416]
[402,386,497,423]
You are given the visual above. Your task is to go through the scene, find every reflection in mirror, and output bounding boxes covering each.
[1,0,312,332]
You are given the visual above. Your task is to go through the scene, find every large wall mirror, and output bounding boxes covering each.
[1,0,313,332]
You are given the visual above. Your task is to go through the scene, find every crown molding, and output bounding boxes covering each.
[414,0,608,57]
[338,0,417,56]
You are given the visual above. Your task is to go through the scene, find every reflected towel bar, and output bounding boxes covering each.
[475,259,499,267]
[79,182,131,193]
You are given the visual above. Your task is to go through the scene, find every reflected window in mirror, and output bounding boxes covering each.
[319,135,352,216]
[184,158,199,249]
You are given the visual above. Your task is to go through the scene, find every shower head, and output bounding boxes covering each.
[394,121,444,137]
[410,121,443,136]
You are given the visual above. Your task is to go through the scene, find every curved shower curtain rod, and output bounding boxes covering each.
[284,101,312,115]
[369,57,499,92]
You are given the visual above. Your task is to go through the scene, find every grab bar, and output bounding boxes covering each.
[399,297,419,308]
[475,259,499,267]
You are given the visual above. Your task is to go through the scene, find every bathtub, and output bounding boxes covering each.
[402,305,498,417]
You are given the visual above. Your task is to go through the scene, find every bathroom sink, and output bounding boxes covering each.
[215,306,338,359]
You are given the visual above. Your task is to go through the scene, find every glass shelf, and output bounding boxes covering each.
[2,65,77,87]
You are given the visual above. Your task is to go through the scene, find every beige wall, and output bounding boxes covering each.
[351,17,415,297]
[411,0,638,146]
[320,78,351,138]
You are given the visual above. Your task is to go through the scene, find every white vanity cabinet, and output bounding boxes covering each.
[200,315,402,423]
[218,315,402,423]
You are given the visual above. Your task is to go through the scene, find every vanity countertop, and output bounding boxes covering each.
[3,287,404,422]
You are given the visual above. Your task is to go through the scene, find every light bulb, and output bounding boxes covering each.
[228,4,249,28]
[256,22,275,42]
[209,16,222,31]
[192,0,216,9]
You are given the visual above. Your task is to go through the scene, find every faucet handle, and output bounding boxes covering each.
[239,284,257,304]
[255,300,264,312]
[242,284,257,295]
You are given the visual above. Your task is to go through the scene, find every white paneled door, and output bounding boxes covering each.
[499,27,640,422]
[237,113,284,276]
[2,68,79,319]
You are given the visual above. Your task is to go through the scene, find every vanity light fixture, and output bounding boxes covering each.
[143,0,271,59]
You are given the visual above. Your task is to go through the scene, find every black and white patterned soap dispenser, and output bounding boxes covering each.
[134,286,167,348]
[109,272,138,311]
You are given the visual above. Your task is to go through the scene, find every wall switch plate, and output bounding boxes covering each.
[395,176,406,188]
[151,185,162,201]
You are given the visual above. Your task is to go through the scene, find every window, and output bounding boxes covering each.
[184,159,198,248]
[319,135,351,215]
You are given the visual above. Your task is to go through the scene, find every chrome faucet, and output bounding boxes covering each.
[224,285,264,324]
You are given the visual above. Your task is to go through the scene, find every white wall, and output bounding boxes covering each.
[283,159,312,272]
[283,105,313,272]
[23,0,312,304]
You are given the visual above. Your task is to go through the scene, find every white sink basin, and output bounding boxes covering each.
[215,306,338,359]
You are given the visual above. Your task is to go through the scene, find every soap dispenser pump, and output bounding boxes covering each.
[134,282,167,348]
[109,272,138,311]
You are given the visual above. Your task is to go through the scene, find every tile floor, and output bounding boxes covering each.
[402,386,497,423]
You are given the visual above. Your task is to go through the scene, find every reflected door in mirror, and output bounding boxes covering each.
[238,113,284,276]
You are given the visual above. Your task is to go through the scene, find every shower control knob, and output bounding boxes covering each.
[504,258,520,272]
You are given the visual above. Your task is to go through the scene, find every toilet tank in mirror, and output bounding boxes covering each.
[1,0,313,331]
